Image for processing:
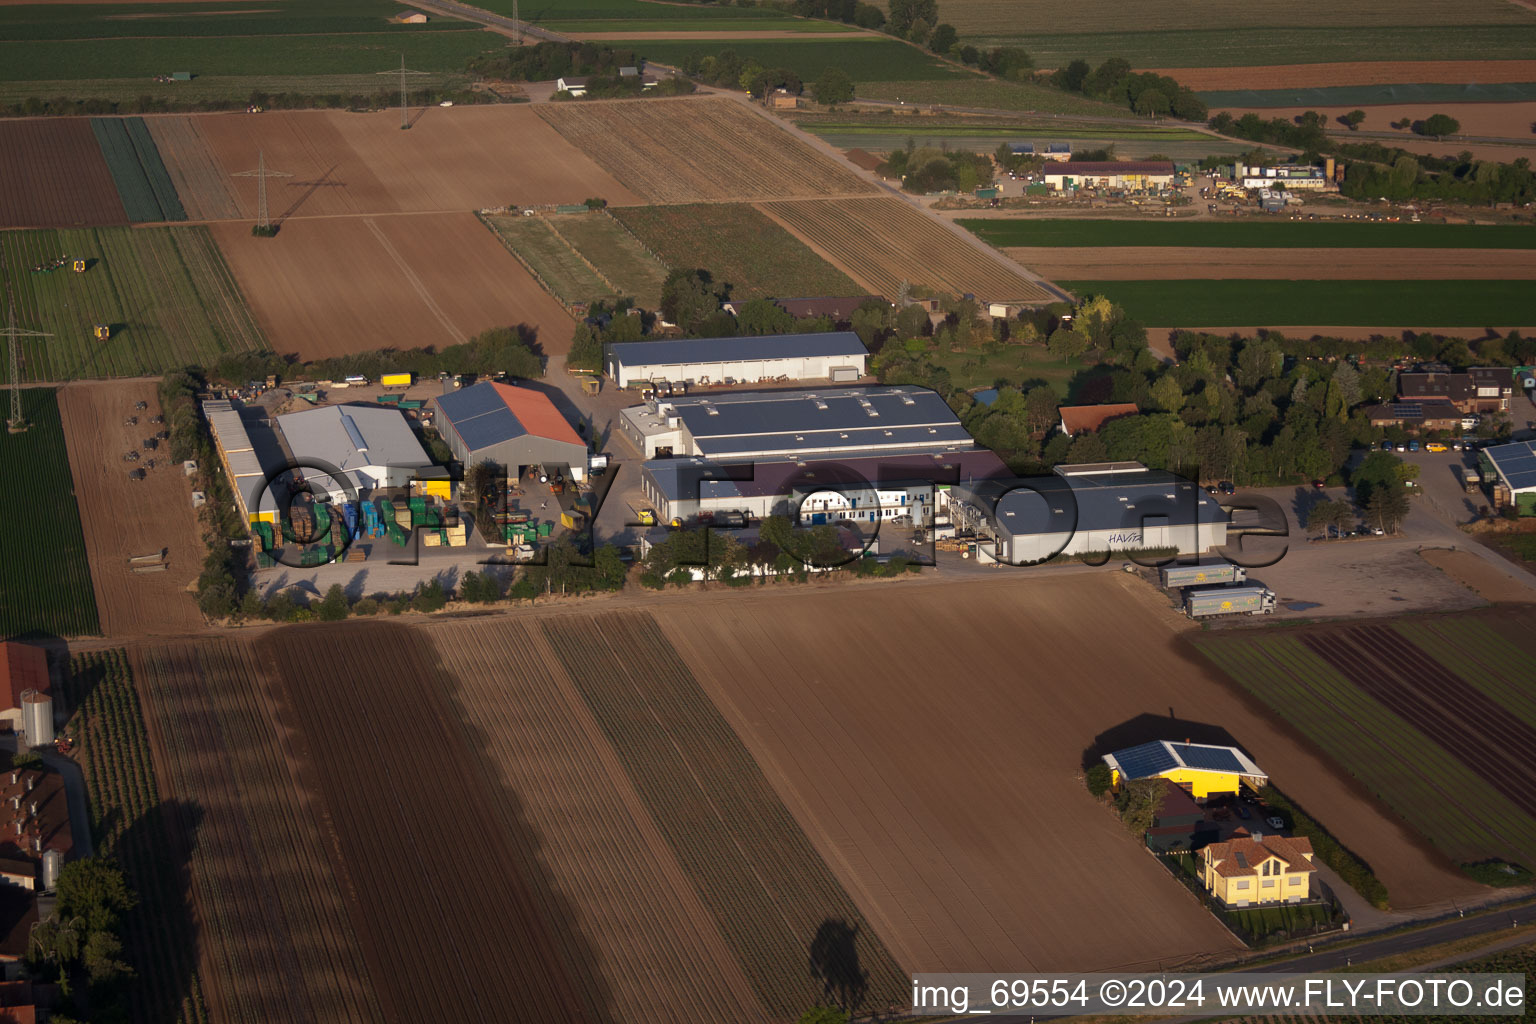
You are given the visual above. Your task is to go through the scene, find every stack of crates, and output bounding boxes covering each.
[362,500,380,538]
[447,523,468,547]
[313,504,331,542]
[377,394,402,405]
[253,521,275,552]
[386,518,408,547]
[537,522,552,539]
[342,501,359,539]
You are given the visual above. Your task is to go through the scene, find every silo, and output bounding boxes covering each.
[20,690,53,748]
[41,848,62,891]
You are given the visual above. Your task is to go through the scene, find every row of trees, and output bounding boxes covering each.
[2,85,493,120]
[1049,58,1208,121]
[467,41,639,82]
[881,143,994,193]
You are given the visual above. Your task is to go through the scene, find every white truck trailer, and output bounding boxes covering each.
[1160,561,1247,589]
[1185,584,1276,619]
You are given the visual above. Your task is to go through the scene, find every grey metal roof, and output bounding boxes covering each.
[608,331,868,369]
[1485,440,1536,491]
[666,385,965,458]
[961,468,1225,536]
[277,404,431,472]
[645,448,1008,502]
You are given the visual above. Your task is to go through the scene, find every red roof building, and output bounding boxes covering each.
[1059,403,1139,437]
[0,645,46,712]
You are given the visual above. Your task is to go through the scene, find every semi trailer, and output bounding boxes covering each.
[1185,584,1276,619]
[1160,561,1247,589]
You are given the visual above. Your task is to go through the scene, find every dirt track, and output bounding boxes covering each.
[57,380,205,638]
[181,106,641,220]
[1155,61,1536,90]
[210,213,574,359]
[1422,548,1536,603]
[651,571,1481,970]
[1009,246,1536,280]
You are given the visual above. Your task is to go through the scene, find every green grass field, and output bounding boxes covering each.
[1,227,266,383]
[612,203,859,301]
[1194,625,1536,868]
[0,389,99,639]
[0,0,479,39]
[482,211,668,308]
[475,0,784,21]
[1202,82,1536,109]
[928,343,1085,395]
[627,38,968,83]
[1058,279,1535,327]
[965,219,1536,249]
[544,17,856,31]
[852,77,1141,116]
[918,0,1533,35]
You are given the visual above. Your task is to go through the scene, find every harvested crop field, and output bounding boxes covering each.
[612,203,860,300]
[145,115,242,221]
[57,380,204,638]
[0,119,126,228]
[762,196,1057,302]
[1196,608,1536,875]
[210,213,573,359]
[1421,547,1536,604]
[1153,60,1536,91]
[173,106,638,219]
[536,96,877,203]
[1011,247,1536,280]
[651,570,1476,963]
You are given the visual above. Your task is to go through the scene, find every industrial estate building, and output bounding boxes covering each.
[1043,161,1174,191]
[204,399,288,526]
[605,332,869,389]
[621,385,968,460]
[433,381,589,482]
[949,462,1229,564]
[276,404,435,503]
[1480,440,1536,515]
[1102,739,1269,800]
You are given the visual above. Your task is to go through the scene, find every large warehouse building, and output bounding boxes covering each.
[605,332,869,389]
[1044,160,1175,191]
[275,404,435,503]
[620,385,971,460]
[949,462,1228,564]
[1480,440,1536,515]
[433,381,589,482]
[204,399,288,526]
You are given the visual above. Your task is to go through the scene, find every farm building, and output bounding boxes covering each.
[204,399,289,526]
[619,385,972,460]
[1200,830,1316,907]
[1364,401,1463,433]
[433,381,588,482]
[0,764,76,972]
[947,462,1229,565]
[1102,739,1268,800]
[556,76,589,97]
[0,644,48,743]
[1399,368,1514,414]
[1237,162,1333,190]
[275,404,435,503]
[605,332,869,390]
[1045,143,1072,161]
[1009,142,1035,156]
[640,448,1008,525]
[1059,403,1139,437]
[1479,440,1536,515]
[1044,161,1174,191]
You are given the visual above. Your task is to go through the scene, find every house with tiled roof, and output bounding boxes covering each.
[1200,828,1315,907]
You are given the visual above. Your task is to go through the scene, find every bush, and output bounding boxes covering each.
[1462,860,1533,887]
[351,598,381,616]
[316,584,348,622]
[1085,762,1113,797]
[414,579,447,613]
[1260,786,1389,909]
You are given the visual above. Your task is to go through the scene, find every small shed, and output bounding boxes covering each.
[171,71,193,82]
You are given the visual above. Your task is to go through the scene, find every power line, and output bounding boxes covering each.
[378,54,431,130]
[231,150,293,233]
[2,292,52,433]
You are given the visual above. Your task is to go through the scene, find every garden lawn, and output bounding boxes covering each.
[1058,279,1535,327]
[964,219,1536,249]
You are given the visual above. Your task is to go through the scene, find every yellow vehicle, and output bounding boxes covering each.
[380,372,414,389]
[637,508,656,526]
[1425,442,1449,453]
[92,323,111,341]
[580,376,601,397]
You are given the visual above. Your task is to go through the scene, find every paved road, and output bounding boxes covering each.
[1250,899,1536,973]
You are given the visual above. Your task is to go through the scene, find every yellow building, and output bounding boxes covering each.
[1201,829,1316,907]
[1102,740,1268,800]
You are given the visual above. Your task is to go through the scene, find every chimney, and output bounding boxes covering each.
[25,775,35,792]
[31,835,40,854]
[28,801,37,817]
[7,772,14,786]
[12,820,19,836]
[9,796,17,810]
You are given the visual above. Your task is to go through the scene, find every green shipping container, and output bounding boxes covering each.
[399,400,424,410]
[377,394,402,404]
[537,522,552,537]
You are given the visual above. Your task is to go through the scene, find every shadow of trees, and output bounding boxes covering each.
[113,798,204,1024]
[809,918,869,1017]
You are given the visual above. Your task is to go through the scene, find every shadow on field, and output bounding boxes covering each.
[117,798,206,1024]
[809,917,870,1017]
[1082,713,1250,773]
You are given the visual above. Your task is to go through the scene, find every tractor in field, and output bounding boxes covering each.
[93,323,111,342]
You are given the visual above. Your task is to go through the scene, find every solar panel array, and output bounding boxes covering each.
[437,384,528,452]
[1488,441,1536,491]
[1110,741,1179,779]
[1170,743,1244,773]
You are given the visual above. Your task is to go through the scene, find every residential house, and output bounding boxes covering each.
[1364,400,1463,433]
[1200,828,1316,907]
[1399,369,1513,414]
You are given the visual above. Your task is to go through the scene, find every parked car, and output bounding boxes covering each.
[1266,816,1285,830]
[1219,481,1235,495]
[1311,479,1326,489]
[1408,440,1420,452]
[1395,442,1408,452]
[1426,443,1449,453]
[1235,803,1252,819]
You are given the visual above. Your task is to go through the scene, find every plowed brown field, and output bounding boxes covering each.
[182,106,638,219]
[764,196,1056,302]
[0,120,126,228]
[1154,60,1536,90]
[1008,246,1536,280]
[651,570,1480,974]
[210,212,573,359]
[536,96,877,203]
[57,379,205,638]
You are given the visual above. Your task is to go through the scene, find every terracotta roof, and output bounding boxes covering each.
[0,768,72,863]
[0,887,35,961]
[1059,403,1138,436]
[1049,161,1175,176]
[0,645,47,710]
[1205,833,1315,878]
[0,1006,36,1024]
[490,383,585,448]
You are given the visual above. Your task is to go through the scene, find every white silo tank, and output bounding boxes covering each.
[41,848,63,891]
[20,690,54,748]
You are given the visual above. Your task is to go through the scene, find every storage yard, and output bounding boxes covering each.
[57,379,205,638]
[210,213,573,359]
[762,196,1058,303]
[536,97,878,203]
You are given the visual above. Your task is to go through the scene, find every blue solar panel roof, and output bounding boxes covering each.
[1487,441,1536,491]
[1110,741,1179,779]
[1170,743,1243,772]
